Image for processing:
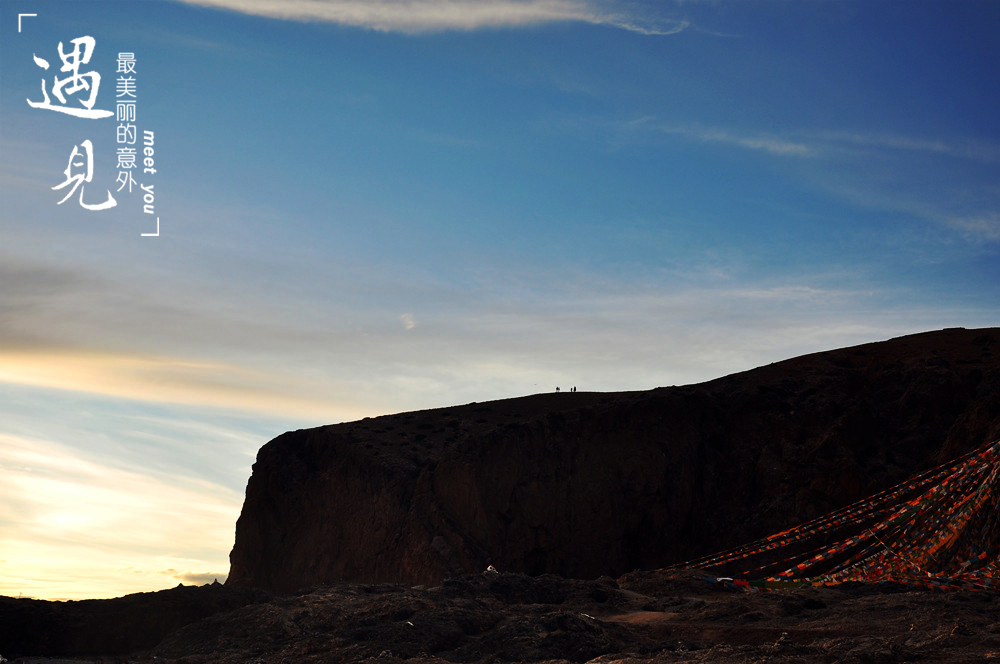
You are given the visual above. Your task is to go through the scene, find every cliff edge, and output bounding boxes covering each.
[227,328,1000,593]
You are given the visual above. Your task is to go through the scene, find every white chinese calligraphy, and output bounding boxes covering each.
[52,140,118,210]
[27,37,113,119]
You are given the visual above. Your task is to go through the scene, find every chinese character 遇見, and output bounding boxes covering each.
[28,36,113,119]
[52,140,117,210]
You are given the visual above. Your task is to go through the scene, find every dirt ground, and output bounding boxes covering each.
[8,570,1000,664]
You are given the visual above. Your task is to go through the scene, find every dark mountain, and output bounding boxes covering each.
[226,327,1000,594]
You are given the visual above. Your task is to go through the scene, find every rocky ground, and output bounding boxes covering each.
[6,570,1000,664]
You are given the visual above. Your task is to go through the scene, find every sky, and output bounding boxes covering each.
[0,0,998,600]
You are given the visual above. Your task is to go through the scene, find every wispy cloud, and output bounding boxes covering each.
[0,349,369,422]
[622,118,815,156]
[818,181,1000,245]
[618,119,1000,163]
[0,248,987,421]
[611,118,1000,243]
[0,433,237,599]
[947,212,1000,242]
[0,255,393,421]
[810,130,1000,163]
[691,126,813,156]
[176,0,689,35]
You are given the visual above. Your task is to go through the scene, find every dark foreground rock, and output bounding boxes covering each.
[8,571,1000,663]
[0,583,268,659]
[228,327,1000,593]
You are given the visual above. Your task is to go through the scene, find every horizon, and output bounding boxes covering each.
[2,0,999,600]
[6,323,996,602]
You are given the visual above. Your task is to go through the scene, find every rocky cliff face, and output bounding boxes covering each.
[227,328,1000,594]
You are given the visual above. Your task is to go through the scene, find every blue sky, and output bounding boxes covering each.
[1,0,998,599]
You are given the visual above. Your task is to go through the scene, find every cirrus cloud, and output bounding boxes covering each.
[176,0,689,35]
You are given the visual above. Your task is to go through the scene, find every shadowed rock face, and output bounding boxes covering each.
[227,328,1000,594]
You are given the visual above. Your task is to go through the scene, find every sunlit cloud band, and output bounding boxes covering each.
[177,0,688,35]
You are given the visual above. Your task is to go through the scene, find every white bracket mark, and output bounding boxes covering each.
[18,14,37,32]
[141,217,160,237]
